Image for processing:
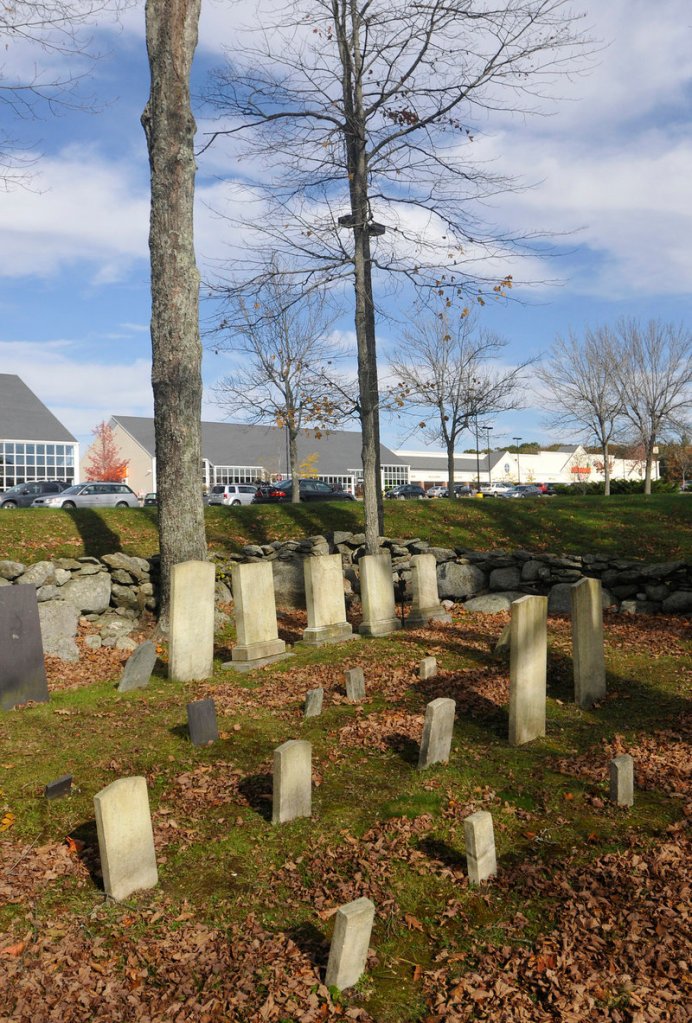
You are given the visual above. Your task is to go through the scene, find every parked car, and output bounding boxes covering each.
[479,481,514,497]
[253,478,356,503]
[385,484,428,500]
[0,480,70,509]
[454,484,475,497]
[208,483,259,506]
[495,484,543,499]
[32,482,140,509]
[426,485,448,498]
[143,492,157,506]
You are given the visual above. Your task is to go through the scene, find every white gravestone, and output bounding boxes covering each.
[508,595,548,746]
[358,551,401,637]
[408,554,452,627]
[231,561,286,663]
[418,697,456,769]
[609,754,634,806]
[168,560,215,682]
[344,667,366,702]
[463,810,497,884]
[324,897,375,991]
[419,656,437,680]
[303,555,354,645]
[94,776,158,902]
[571,578,606,709]
[272,739,312,824]
[304,688,324,718]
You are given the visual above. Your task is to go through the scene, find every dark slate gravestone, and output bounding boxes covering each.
[117,641,157,693]
[187,699,219,746]
[44,774,73,800]
[0,585,49,711]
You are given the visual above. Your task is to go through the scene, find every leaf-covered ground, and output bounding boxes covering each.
[1,607,690,1022]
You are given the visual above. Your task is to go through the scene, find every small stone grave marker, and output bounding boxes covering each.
[408,554,451,626]
[94,776,158,902]
[324,896,375,991]
[117,640,157,693]
[187,698,219,746]
[0,585,49,711]
[272,739,312,824]
[344,667,366,702]
[463,810,497,884]
[418,697,455,769]
[304,688,324,718]
[44,774,73,800]
[609,754,634,806]
[418,655,437,680]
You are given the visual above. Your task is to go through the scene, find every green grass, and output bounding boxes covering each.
[0,493,689,564]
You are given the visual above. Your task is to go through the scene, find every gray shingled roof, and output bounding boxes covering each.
[401,450,507,473]
[112,416,404,474]
[0,375,77,443]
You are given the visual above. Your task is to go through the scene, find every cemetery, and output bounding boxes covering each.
[0,506,690,1022]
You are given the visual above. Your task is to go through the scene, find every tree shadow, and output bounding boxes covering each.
[418,836,467,873]
[237,772,273,822]
[63,508,124,559]
[384,732,420,766]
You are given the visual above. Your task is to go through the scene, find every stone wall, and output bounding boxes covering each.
[1,533,689,659]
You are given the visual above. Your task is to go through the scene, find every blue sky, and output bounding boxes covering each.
[1,0,690,459]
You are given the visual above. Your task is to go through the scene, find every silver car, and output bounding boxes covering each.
[33,482,140,509]
[208,483,258,506]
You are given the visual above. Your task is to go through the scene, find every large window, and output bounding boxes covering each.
[0,440,76,490]
[382,464,409,489]
[212,465,264,484]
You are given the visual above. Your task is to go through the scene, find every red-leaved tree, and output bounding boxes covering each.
[85,422,129,481]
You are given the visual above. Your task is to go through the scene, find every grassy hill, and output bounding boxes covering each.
[0,494,689,565]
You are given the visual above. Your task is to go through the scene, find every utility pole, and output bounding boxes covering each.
[485,426,493,486]
[513,436,522,484]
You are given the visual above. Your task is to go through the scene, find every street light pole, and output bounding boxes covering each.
[484,426,493,486]
[513,436,522,484]
[474,417,481,491]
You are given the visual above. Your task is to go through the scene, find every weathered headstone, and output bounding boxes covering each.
[418,697,456,769]
[494,621,511,657]
[187,698,219,746]
[324,897,375,991]
[570,578,606,708]
[44,774,73,800]
[0,585,49,711]
[168,560,215,682]
[508,595,548,746]
[117,640,157,693]
[358,551,401,637]
[304,688,324,718]
[408,554,452,627]
[272,739,312,824]
[93,776,158,902]
[230,562,287,665]
[418,655,437,680]
[609,754,634,806]
[344,666,366,702]
[463,810,497,884]
[303,555,354,645]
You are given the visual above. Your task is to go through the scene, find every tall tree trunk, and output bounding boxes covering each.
[602,441,611,496]
[335,1,383,554]
[644,439,654,494]
[446,440,456,500]
[289,426,300,503]
[142,0,206,626]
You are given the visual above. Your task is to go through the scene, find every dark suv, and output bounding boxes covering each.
[253,479,355,503]
[385,484,428,499]
[0,480,69,509]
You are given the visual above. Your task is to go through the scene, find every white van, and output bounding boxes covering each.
[208,483,258,506]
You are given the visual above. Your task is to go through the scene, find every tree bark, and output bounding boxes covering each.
[602,441,611,496]
[446,441,456,501]
[289,426,300,503]
[141,0,206,626]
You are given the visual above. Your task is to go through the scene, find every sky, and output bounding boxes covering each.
[1,0,690,461]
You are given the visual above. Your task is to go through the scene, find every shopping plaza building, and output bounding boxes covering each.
[0,375,79,490]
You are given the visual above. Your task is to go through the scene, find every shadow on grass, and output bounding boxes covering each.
[384,733,420,766]
[418,836,467,872]
[238,772,273,822]
[286,920,330,972]
[63,508,123,559]
[68,818,104,892]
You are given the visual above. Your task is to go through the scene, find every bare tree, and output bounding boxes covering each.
[537,327,623,495]
[613,319,692,494]
[214,278,346,503]
[1,1,130,187]
[202,0,591,552]
[390,309,531,496]
[142,0,206,625]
